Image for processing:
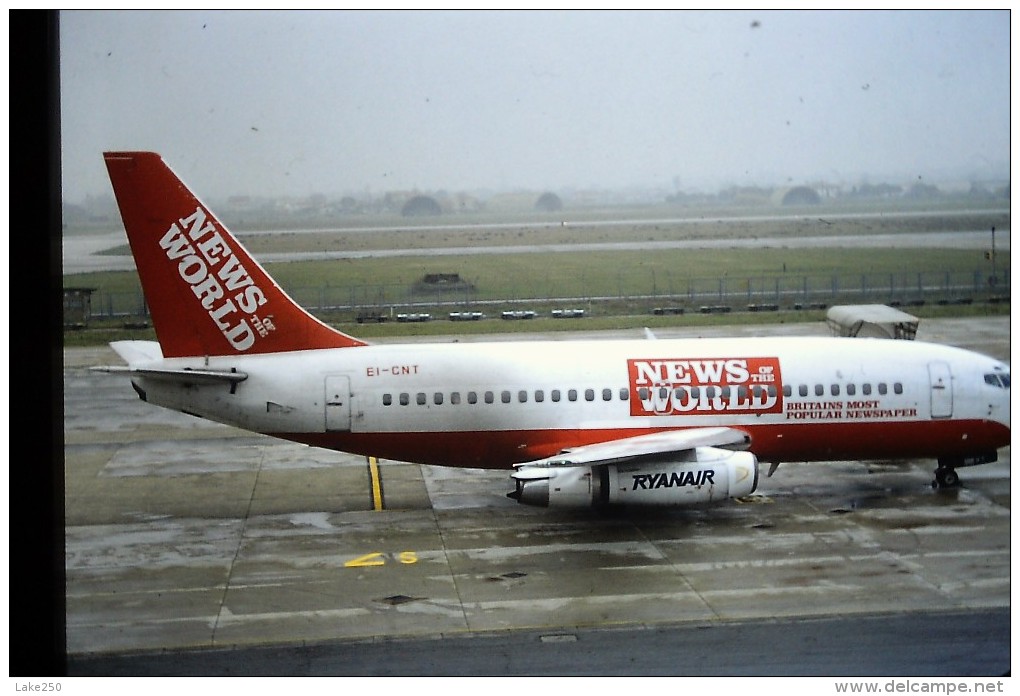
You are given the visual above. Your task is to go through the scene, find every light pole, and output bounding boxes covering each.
[991,226,997,286]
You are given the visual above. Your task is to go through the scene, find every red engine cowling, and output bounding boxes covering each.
[509,447,759,508]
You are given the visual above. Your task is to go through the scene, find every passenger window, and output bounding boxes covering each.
[535,390,545,403]
[783,385,792,398]
[846,384,856,396]
[619,388,629,401]
[518,390,528,403]
[637,388,649,400]
[893,383,903,394]
[501,391,511,404]
[451,392,461,405]
[568,389,578,402]
[814,384,824,397]
[416,393,426,406]
[830,384,840,396]
[690,387,700,399]
[799,385,808,397]
[400,393,410,406]
[484,391,494,404]
[468,392,478,404]
[863,384,872,395]
[551,389,561,402]
[768,385,777,398]
[434,392,443,405]
[602,388,612,401]
[878,383,887,395]
[585,389,595,402]
[706,386,717,398]
[382,394,392,406]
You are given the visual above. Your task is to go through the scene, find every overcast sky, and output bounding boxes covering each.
[60,10,1009,202]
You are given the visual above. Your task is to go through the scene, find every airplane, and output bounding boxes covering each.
[95,152,1010,508]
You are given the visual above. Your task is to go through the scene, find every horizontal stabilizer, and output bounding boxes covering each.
[96,341,246,385]
[91,365,248,385]
[108,340,164,366]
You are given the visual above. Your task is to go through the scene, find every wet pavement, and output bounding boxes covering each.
[63,318,1010,662]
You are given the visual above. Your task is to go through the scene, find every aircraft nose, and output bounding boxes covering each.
[991,386,1010,431]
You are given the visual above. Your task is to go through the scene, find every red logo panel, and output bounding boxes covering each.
[628,357,783,416]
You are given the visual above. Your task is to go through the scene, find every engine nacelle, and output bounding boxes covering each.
[509,447,758,508]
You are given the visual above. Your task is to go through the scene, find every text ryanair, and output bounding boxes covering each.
[628,357,783,416]
[159,207,272,351]
[631,469,715,490]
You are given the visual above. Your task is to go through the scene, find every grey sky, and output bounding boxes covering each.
[60,10,1009,202]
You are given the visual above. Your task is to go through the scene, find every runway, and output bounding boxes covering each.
[62,228,1007,274]
[62,318,1011,675]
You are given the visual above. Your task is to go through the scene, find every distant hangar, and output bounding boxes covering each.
[775,186,822,205]
[826,304,919,340]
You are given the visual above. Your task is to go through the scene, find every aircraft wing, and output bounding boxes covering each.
[516,427,751,471]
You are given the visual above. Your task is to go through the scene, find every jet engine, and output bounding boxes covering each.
[509,447,758,508]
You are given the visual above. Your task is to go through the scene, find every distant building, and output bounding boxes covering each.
[63,287,96,328]
[401,195,442,217]
[826,304,919,340]
[535,192,563,212]
[776,186,821,205]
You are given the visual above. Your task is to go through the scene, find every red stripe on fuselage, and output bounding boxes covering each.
[270,419,1009,469]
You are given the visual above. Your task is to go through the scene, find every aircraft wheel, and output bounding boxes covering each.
[934,467,960,489]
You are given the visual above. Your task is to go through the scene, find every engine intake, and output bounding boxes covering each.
[509,447,758,508]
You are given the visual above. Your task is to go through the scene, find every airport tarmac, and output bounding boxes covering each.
[62,317,1011,674]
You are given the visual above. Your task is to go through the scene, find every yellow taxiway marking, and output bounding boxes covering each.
[344,551,418,568]
[345,552,385,568]
[367,456,383,510]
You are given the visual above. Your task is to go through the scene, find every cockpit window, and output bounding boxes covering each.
[984,373,1010,389]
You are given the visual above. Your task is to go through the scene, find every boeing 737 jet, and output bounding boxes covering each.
[95,152,1010,508]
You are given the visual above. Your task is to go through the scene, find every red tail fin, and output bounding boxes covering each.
[104,152,367,357]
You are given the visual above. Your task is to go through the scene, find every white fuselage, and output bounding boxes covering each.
[130,335,1010,470]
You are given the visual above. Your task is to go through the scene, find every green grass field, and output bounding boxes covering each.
[66,247,1002,299]
[62,203,1009,346]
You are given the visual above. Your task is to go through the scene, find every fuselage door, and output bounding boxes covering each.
[325,375,352,431]
[928,361,953,419]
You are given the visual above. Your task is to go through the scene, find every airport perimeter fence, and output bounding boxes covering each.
[81,268,1009,325]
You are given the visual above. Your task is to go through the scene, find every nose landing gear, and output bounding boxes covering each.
[932,466,960,489]
[931,452,997,490]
